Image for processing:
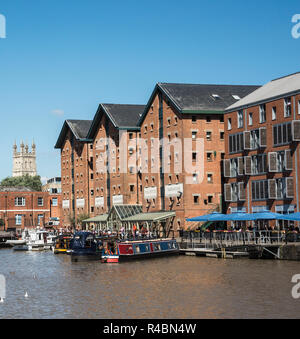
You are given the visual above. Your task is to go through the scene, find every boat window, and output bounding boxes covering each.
[153,243,161,251]
[135,245,141,253]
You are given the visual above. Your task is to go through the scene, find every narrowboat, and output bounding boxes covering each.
[102,238,179,263]
[71,232,102,262]
[53,234,73,254]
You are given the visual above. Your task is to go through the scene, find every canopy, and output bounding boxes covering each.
[186,212,226,222]
[277,212,300,221]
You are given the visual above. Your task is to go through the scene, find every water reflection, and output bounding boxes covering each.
[0,249,299,319]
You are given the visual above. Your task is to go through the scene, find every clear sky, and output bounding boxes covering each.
[0,0,299,182]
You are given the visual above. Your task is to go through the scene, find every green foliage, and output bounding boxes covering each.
[77,214,90,227]
[0,219,4,227]
[0,175,43,191]
[68,214,76,230]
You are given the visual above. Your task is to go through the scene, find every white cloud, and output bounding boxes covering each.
[51,109,64,116]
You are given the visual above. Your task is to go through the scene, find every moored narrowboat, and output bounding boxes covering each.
[71,232,102,262]
[53,234,73,254]
[102,238,179,263]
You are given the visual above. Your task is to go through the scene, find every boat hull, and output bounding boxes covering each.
[119,250,179,262]
[71,252,102,262]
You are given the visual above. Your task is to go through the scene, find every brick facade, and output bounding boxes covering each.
[0,190,62,232]
[224,73,300,228]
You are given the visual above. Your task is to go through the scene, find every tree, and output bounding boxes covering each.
[77,214,90,229]
[0,175,42,191]
[68,214,76,230]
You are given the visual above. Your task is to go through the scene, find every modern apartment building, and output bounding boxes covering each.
[224,72,300,228]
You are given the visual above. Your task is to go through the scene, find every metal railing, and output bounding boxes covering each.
[181,230,298,249]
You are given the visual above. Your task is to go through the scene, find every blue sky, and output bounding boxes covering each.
[0,0,299,182]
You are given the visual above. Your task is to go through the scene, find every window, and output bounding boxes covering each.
[193,195,200,205]
[220,131,224,140]
[273,122,292,146]
[15,197,25,206]
[228,118,232,130]
[298,100,300,115]
[130,185,135,193]
[229,133,244,153]
[192,116,197,123]
[206,131,212,141]
[38,197,44,206]
[193,173,198,183]
[91,190,94,196]
[192,131,197,140]
[237,110,244,128]
[192,152,197,161]
[207,174,213,183]
[52,198,58,207]
[15,215,22,226]
[220,115,224,123]
[284,97,292,117]
[207,195,213,204]
[251,180,268,201]
[207,152,213,161]
[232,95,241,100]
[167,118,171,127]
[248,113,253,126]
[251,154,267,175]
[272,107,277,121]
[259,104,266,123]
[206,116,211,123]
[129,133,133,140]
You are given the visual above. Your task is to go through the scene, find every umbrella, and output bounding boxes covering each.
[277,212,300,221]
[247,211,282,221]
[222,212,252,221]
[186,212,226,222]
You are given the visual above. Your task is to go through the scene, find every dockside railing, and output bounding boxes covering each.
[181,230,298,249]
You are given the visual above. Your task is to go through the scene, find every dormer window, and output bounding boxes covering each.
[212,94,221,100]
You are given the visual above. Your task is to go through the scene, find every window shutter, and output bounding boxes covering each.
[286,177,294,199]
[244,156,252,175]
[285,150,293,171]
[268,152,278,172]
[259,127,267,148]
[223,159,231,178]
[224,184,232,202]
[292,120,300,141]
[268,179,276,199]
[238,157,244,176]
[238,182,246,201]
[244,131,251,150]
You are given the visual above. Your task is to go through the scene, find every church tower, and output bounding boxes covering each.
[12,141,37,177]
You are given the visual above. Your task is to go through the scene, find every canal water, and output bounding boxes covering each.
[0,248,299,319]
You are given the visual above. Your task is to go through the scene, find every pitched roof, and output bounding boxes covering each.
[87,104,145,139]
[226,72,300,112]
[0,186,36,192]
[138,83,260,124]
[55,120,93,149]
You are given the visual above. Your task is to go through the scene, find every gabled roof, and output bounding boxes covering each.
[54,120,93,149]
[226,72,300,112]
[87,104,145,139]
[138,83,260,124]
[0,186,36,192]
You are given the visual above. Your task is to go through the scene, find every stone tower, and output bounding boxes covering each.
[12,141,37,177]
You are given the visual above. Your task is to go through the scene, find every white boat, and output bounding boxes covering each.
[6,230,29,247]
[27,229,50,251]
[44,234,57,250]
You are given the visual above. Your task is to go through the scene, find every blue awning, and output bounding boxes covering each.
[186,212,226,222]
[277,212,300,221]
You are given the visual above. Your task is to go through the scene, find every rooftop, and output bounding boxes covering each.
[55,119,93,149]
[226,72,300,111]
[0,186,37,192]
